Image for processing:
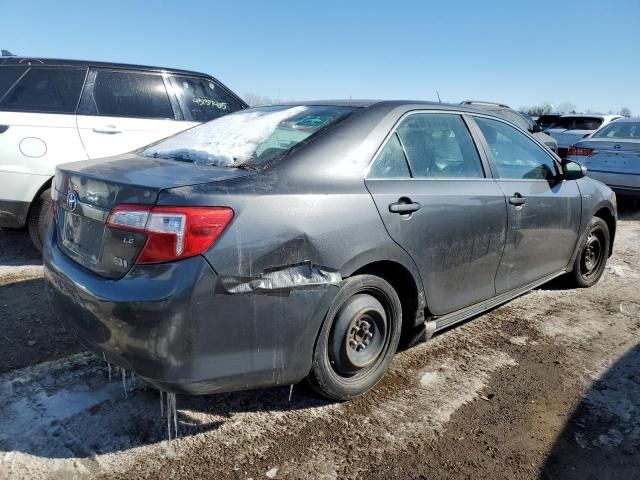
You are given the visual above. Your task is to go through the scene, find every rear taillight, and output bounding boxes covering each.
[567,146,593,156]
[107,204,234,264]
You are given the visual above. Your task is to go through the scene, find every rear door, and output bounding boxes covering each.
[471,115,581,293]
[76,69,189,159]
[0,66,88,207]
[365,111,507,315]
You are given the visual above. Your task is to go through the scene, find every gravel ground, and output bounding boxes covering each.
[1,204,639,480]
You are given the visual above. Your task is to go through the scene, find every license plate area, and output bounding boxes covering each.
[61,210,104,265]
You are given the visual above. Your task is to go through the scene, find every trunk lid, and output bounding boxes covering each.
[54,153,251,278]
[578,139,640,175]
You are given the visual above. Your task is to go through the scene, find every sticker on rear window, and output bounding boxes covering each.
[192,97,228,110]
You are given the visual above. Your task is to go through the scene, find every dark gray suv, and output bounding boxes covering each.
[45,101,616,401]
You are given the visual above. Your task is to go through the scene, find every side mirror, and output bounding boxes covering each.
[562,160,587,180]
[531,124,542,133]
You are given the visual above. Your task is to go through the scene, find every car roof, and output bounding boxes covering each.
[0,56,212,78]
[459,100,511,109]
[273,99,506,115]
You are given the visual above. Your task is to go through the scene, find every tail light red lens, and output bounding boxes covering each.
[567,146,593,156]
[107,204,234,264]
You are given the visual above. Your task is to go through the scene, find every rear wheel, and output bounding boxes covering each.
[569,217,610,288]
[307,274,402,401]
[27,189,52,253]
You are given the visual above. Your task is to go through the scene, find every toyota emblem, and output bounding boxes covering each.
[66,191,78,212]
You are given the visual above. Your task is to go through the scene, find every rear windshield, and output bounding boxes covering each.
[141,105,355,167]
[536,115,560,128]
[548,117,603,131]
[593,121,640,139]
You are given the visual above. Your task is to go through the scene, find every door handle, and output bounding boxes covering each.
[509,193,526,206]
[389,199,421,214]
[92,125,121,134]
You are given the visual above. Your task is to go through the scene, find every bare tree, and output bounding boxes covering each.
[526,103,553,116]
[556,102,576,114]
[619,107,632,117]
[243,93,278,107]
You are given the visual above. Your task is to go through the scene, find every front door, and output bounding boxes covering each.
[365,112,507,315]
[472,116,581,293]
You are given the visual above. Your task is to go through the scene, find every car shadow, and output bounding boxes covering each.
[540,344,640,479]
[0,277,82,373]
[0,228,42,267]
[617,195,640,221]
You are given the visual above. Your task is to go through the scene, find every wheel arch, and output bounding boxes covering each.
[593,205,615,256]
[349,259,427,344]
[26,176,53,221]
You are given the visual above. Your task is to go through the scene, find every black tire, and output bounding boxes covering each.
[27,189,52,253]
[569,216,610,288]
[307,274,402,401]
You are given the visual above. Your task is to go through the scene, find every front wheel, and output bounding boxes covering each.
[307,274,402,401]
[569,217,610,288]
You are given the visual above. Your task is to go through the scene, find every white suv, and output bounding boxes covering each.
[0,56,246,249]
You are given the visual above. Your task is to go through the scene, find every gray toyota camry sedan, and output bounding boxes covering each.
[45,101,617,400]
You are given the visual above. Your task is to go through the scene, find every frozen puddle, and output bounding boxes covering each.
[0,351,336,479]
[0,352,188,478]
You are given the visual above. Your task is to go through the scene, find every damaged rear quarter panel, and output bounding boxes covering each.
[157,158,423,385]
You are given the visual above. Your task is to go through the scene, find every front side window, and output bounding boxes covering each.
[169,76,243,122]
[368,133,411,178]
[475,116,558,180]
[79,70,173,119]
[141,105,355,167]
[396,113,484,178]
[0,67,86,113]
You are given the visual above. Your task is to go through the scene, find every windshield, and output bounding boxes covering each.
[142,105,355,167]
[593,121,640,139]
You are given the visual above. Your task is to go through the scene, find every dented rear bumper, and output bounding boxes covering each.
[44,227,338,394]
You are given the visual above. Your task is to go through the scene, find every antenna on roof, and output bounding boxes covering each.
[436,90,442,103]
[1,49,16,57]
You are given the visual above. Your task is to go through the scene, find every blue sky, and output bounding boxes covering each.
[3,0,638,114]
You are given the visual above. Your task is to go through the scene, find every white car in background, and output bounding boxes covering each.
[545,114,622,158]
[0,55,246,249]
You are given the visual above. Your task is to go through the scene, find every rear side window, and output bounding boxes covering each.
[0,66,27,98]
[368,133,411,178]
[0,67,86,113]
[396,113,485,178]
[169,76,243,122]
[79,70,174,119]
[475,116,558,180]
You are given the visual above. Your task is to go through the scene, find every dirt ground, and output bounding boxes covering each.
[1,202,639,480]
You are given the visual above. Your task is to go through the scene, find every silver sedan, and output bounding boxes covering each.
[567,117,640,196]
